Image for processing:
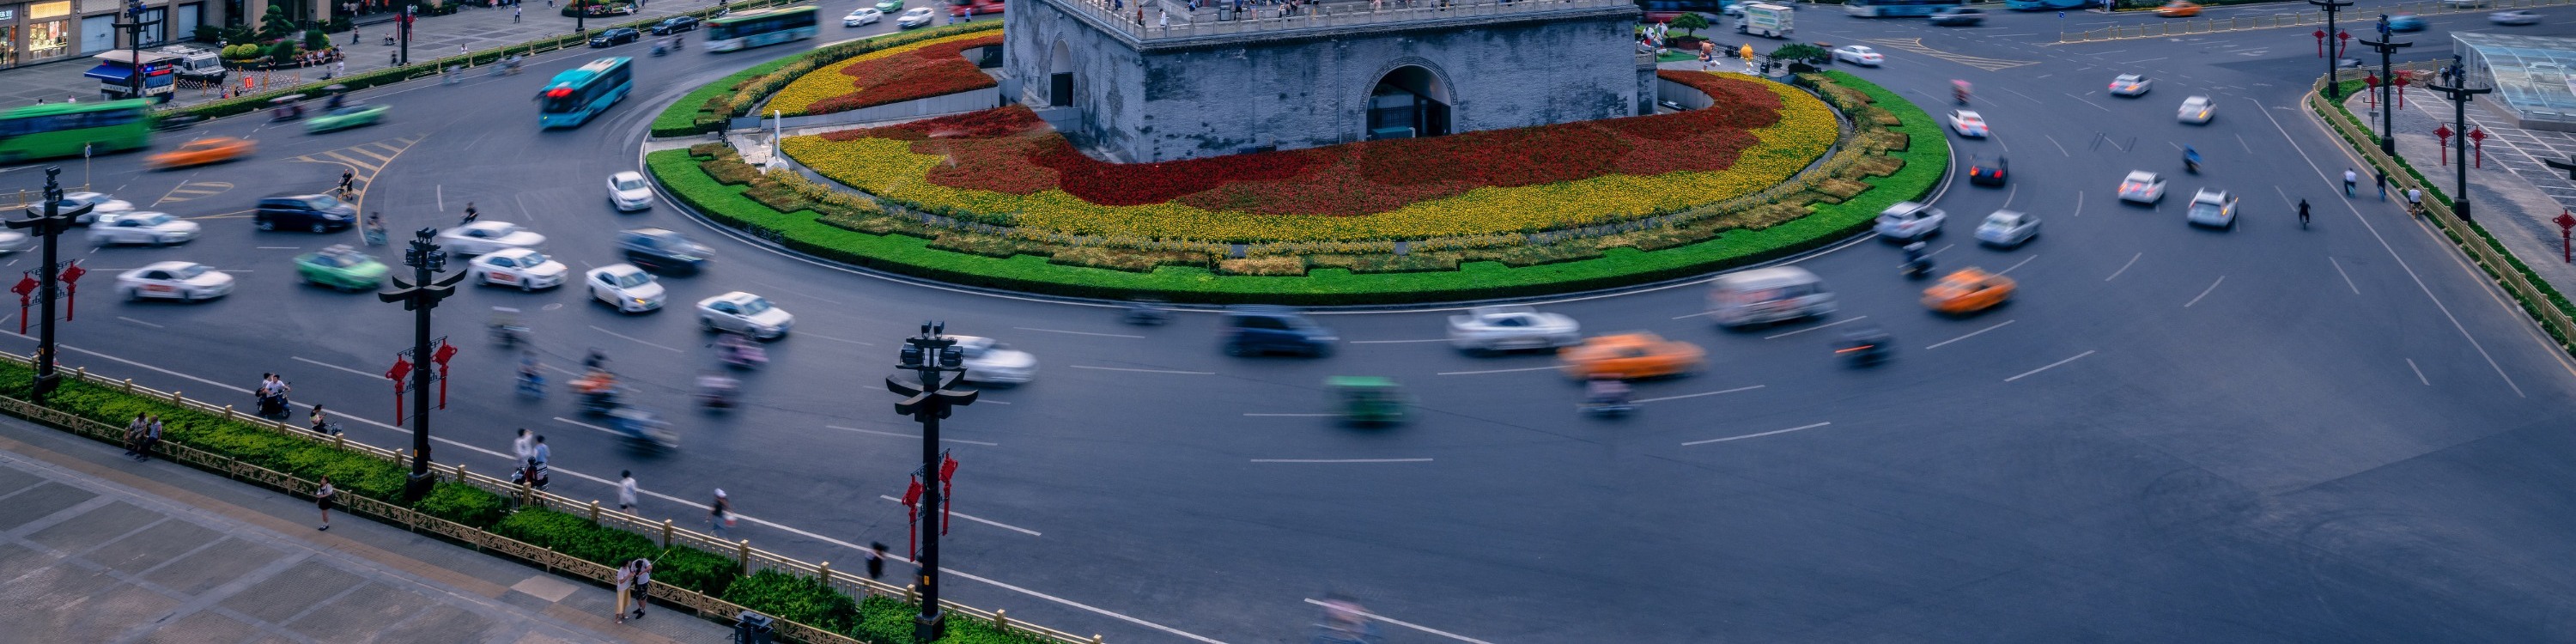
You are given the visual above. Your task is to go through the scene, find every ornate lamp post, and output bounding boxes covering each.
[6,168,88,403]
[2426,68,2492,222]
[2313,0,2354,99]
[376,228,467,501]
[887,321,976,642]
[2359,15,2411,155]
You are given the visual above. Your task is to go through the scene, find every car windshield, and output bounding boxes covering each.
[2190,202,2221,217]
[130,213,173,226]
[737,297,773,315]
[610,271,650,288]
[520,252,550,265]
[171,264,210,279]
[1985,215,2018,227]
[613,176,647,191]
[315,253,357,268]
[2117,75,2143,83]
[308,194,343,210]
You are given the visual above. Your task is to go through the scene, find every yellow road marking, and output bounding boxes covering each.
[288,136,426,213]
[349,147,396,163]
[319,151,380,173]
[184,210,253,220]
[1859,38,2038,72]
[151,180,234,207]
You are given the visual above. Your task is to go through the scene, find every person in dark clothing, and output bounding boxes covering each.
[2298,199,2311,228]
[866,542,887,580]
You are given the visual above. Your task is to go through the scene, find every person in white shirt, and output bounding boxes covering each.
[617,471,638,512]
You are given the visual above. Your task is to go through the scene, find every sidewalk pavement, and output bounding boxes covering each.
[0,412,733,644]
[0,0,726,109]
[2344,91,2576,298]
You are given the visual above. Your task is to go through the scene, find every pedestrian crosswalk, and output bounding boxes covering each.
[1860,38,2039,72]
[289,135,426,211]
[150,180,233,207]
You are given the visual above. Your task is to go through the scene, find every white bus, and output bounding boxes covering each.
[705,6,820,52]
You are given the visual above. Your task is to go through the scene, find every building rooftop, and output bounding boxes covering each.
[1040,0,1639,49]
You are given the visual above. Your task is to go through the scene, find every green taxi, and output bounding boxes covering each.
[306,104,390,134]
[295,245,389,291]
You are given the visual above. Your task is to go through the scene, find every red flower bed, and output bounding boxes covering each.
[801,34,1004,115]
[824,74,1793,216]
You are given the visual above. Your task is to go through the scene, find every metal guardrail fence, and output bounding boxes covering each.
[2306,69,2576,355]
[0,349,1104,644]
[2059,0,2576,43]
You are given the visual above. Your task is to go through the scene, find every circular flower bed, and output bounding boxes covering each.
[769,32,1004,117]
[780,71,1837,244]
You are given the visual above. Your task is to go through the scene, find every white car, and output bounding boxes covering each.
[1832,45,1883,66]
[586,264,665,313]
[608,171,653,211]
[896,6,937,27]
[1947,110,1989,138]
[56,191,132,224]
[2491,9,2540,24]
[950,335,1037,384]
[2110,74,2152,97]
[87,211,199,246]
[117,261,234,301]
[468,248,569,290]
[0,230,32,253]
[2186,189,2239,228]
[1874,201,1947,241]
[2178,95,2215,124]
[696,291,796,339]
[1445,305,1582,353]
[1975,210,2039,248]
[436,222,547,256]
[844,7,882,24]
[2117,170,2167,204]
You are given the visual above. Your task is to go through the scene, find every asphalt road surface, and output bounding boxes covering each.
[8,3,2576,641]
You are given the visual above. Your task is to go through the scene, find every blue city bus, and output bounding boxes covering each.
[2001,0,2088,9]
[538,57,634,129]
[1844,0,1963,16]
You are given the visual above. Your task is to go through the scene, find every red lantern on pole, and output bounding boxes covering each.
[2435,125,2453,165]
[386,357,413,425]
[2336,30,2351,58]
[2469,127,2488,168]
[10,274,33,335]
[901,477,925,559]
[57,262,82,322]
[2394,72,2409,109]
[2555,210,2575,264]
[2315,28,2327,58]
[938,454,957,536]
[430,339,457,410]
[2364,73,2379,107]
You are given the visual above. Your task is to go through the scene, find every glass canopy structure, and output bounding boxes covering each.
[2456,32,2576,131]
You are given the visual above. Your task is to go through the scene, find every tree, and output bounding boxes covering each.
[1669,12,1711,36]
[1771,43,1829,64]
[258,5,300,42]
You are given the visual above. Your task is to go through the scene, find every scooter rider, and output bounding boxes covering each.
[697,371,739,408]
[1901,241,1932,276]
[1583,374,1631,408]
[2184,145,2201,174]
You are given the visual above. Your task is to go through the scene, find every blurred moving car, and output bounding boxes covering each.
[2186,188,2239,228]
[696,291,795,339]
[2109,74,2152,97]
[147,137,254,169]
[1975,210,2039,248]
[951,335,1038,384]
[294,245,389,291]
[1967,155,2008,186]
[1875,201,1947,241]
[2178,95,2215,124]
[1558,332,1705,380]
[897,7,938,27]
[2156,1,2199,16]
[586,264,665,313]
[468,248,570,290]
[1223,306,1336,356]
[305,104,389,134]
[0,231,32,253]
[1447,305,1582,353]
[651,15,701,33]
[2387,13,2427,30]
[1927,6,1983,25]
[1328,376,1407,425]
[608,171,654,211]
[2490,9,2541,24]
[876,0,904,10]
[54,191,133,223]
[1922,268,2014,315]
[254,192,356,232]
[438,222,548,255]
[1947,110,1990,137]
[1833,45,1883,66]
[618,228,713,273]
[88,211,198,246]
[1707,266,1835,328]
[2117,170,2167,204]
[845,7,883,24]
[118,261,234,301]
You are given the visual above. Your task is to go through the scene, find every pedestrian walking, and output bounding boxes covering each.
[2298,198,2311,228]
[339,168,355,194]
[628,557,652,619]
[334,60,346,78]
[2375,168,2388,201]
[529,435,550,490]
[459,202,478,225]
[315,476,337,530]
[122,413,148,459]
[709,489,733,537]
[513,5,521,21]
[617,470,638,512]
[865,542,886,580]
[2343,167,2359,197]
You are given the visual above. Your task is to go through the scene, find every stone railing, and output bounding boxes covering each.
[0,350,1104,644]
[1052,0,1635,45]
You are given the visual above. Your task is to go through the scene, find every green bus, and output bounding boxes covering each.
[0,100,155,163]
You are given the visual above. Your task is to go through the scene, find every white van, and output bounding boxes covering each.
[155,46,228,84]
[1707,266,1835,328]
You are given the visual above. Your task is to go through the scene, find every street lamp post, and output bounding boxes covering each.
[2427,70,2493,222]
[399,5,413,66]
[2360,15,2411,155]
[114,0,160,102]
[887,321,976,643]
[2312,0,2354,99]
[376,228,467,501]
[7,168,88,404]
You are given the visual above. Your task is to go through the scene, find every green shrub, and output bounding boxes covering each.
[303,28,329,52]
[415,482,510,528]
[724,570,861,632]
[493,508,662,564]
[650,545,740,595]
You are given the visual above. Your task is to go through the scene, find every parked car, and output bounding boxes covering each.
[87,211,198,246]
[650,15,700,34]
[845,7,884,24]
[1975,210,2038,248]
[1927,6,1983,25]
[589,27,642,47]
[1446,305,1582,354]
[1832,45,1883,66]
[2490,9,2541,24]
[617,228,714,274]
[1222,306,1336,356]
[1875,201,1947,241]
[254,192,356,233]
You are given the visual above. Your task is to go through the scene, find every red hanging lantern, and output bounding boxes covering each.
[10,274,34,335]
[2315,28,2327,58]
[2394,72,2409,108]
[2435,125,2453,165]
[2469,127,2488,167]
[57,262,82,321]
[2364,73,2379,106]
[939,454,957,536]
[430,340,458,410]
[386,357,413,425]
[902,477,925,558]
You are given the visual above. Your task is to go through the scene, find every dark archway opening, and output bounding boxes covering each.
[1367,65,1449,140]
[1048,40,1075,108]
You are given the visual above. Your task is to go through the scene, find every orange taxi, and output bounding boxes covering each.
[1558,332,1705,380]
[1923,268,2016,315]
[147,137,255,170]
[2156,1,2201,16]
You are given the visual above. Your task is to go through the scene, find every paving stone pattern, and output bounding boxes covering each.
[2348,92,2576,296]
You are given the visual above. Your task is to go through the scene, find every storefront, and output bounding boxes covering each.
[21,1,76,65]
[0,0,210,69]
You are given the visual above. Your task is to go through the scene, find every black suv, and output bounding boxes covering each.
[589,27,641,47]
[650,16,699,34]
[254,193,356,233]
[617,228,713,273]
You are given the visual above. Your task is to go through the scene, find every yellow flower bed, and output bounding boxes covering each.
[769,31,999,116]
[781,76,1837,243]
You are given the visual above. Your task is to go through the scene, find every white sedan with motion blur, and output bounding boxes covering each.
[2491,9,2541,24]
[118,261,234,302]
[696,291,795,339]
[1833,45,1884,66]
[1947,110,1990,138]
[468,248,569,290]
[896,6,938,27]
[87,211,199,246]
[844,7,882,24]
[437,222,548,256]
[950,336,1037,385]
[586,264,665,313]
[607,171,653,211]
[2110,74,2152,97]
[2178,95,2215,124]
[2186,189,2239,228]
[55,191,133,224]
[1975,210,2039,248]
[2118,170,2167,204]
[1446,305,1582,354]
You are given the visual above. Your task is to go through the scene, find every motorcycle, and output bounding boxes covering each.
[255,392,291,418]
[1579,378,1636,417]
[608,407,679,452]
[1900,241,1934,279]
[1122,299,1170,325]
[651,43,666,56]
[718,335,767,369]
[1836,326,1893,367]
[697,374,738,410]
